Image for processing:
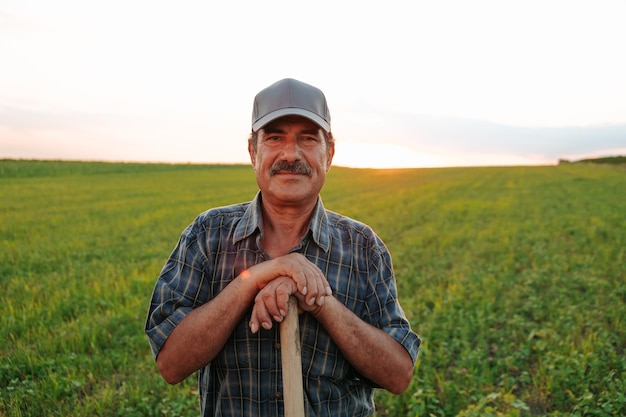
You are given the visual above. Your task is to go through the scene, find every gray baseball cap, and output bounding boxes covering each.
[251,78,331,133]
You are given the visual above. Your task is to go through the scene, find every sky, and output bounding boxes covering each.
[1,0,625,169]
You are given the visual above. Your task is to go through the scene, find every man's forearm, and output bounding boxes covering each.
[156,274,258,384]
[156,254,331,384]
[312,296,414,394]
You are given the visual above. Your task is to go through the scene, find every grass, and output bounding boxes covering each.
[1,160,625,416]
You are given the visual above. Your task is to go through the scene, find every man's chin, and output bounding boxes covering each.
[268,185,312,202]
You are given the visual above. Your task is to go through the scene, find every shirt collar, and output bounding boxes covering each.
[233,191,330,253]
[307,195,330,253]
[233,191,264,244]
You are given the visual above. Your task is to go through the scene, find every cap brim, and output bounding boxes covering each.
[252,108,330,133]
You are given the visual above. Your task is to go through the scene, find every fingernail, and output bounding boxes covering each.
[318,296,325,305]
[279,310,286,317]
[308,297,316,306]
[273,316,282,322]
[326,286,332,295]
[250,323,258,333]
[262,321,272,330]
[302,286,308,295]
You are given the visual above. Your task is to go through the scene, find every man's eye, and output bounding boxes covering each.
[301,137,320,146]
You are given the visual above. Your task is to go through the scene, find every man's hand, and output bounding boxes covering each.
[248,255,332,333]
[247,253,332,309]
[249,277,297,333]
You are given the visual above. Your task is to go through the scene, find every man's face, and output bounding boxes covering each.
[249,116,334,208]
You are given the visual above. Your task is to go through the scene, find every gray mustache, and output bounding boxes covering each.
[270,161,312,176]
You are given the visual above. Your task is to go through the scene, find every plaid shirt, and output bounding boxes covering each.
[145,192,421,417]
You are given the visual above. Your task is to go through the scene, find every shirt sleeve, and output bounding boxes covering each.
[366,239,422,365]
[144,220,210,358]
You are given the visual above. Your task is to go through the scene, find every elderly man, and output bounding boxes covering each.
[145,78,421,417]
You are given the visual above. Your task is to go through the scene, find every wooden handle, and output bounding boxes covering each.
[280,296,305,417]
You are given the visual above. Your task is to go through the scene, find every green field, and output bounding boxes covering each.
[1,160,625,416]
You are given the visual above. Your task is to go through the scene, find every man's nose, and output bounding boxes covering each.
[280,137,301,161]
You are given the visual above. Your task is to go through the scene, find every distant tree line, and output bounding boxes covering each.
[558,155,626,165]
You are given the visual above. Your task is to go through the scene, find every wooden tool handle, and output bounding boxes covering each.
[280,296,305,417]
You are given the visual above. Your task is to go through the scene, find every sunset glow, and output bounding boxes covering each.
[1,1,625,168]
[333,142,446,169]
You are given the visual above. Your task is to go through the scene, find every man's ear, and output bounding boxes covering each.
[248,140,256,168]
[326,142,335,172]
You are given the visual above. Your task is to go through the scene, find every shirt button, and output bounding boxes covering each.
[274,391,282,399]
[274,342,281,350]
